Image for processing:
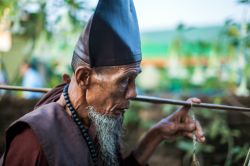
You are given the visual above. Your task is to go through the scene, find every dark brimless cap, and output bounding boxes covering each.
[73,0,142,68]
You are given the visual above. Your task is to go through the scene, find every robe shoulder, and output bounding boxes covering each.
[3,102,92,166]
[4,124,48,166]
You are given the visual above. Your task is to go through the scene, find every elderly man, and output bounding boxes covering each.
[1,0,205,165]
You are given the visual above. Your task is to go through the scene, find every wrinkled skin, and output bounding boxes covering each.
[153,98,205,142]
[58,63,205,165]
[85,63,141,116]
[133,98,205,165]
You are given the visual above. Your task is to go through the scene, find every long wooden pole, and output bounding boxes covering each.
[0,85,250,112]
[0,85,50,93]
[134,95,250,112]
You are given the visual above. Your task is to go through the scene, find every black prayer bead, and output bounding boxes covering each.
[63,84,97,164]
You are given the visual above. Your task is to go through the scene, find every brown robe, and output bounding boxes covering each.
[1,102,141,166]
[4,124,49,166]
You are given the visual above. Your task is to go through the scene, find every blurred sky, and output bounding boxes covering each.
[90,0,246,32]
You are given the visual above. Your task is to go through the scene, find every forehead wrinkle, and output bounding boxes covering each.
[119,63,141,73]
[93,69,118,83]
[93,63,141,82]
[114,66,141,81]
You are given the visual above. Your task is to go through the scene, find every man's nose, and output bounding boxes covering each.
[125,82,137,100]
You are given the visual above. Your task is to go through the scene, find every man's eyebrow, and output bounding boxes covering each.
[124,69,141,77]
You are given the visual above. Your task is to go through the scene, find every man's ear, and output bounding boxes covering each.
[75,66,92,89]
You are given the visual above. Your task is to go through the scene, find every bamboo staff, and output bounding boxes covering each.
[0,85,50,93]
[0,85,250,112]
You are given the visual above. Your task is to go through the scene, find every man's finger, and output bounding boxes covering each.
[182,132,193,139]
[184,116,193,123]
[188,98,201,104]
[176,122,196,132]
[194,121,205,143]
[178,97,201,115]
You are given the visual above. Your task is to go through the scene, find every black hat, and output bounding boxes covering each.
[73,0,142,68]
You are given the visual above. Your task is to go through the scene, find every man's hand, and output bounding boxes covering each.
[152,97,205,143]
[133,98,205,165]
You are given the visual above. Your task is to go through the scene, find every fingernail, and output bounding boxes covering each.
[201,136,206,143]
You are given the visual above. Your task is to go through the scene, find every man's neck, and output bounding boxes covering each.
[56,81,91,128]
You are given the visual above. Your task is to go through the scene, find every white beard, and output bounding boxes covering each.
[88,106,124,166]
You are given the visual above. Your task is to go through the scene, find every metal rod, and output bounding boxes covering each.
[0,85,51,93]
[0,85,250,112]
[134,95,250,112]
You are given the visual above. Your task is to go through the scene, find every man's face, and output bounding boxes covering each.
[86,63,141,117]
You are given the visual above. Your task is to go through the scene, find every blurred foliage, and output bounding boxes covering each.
[126,97,249,165]
[0,0,93,87]
[0,0,249,165]
[137,18,250,96]
[238,0,250,4]
[0,0,91,35]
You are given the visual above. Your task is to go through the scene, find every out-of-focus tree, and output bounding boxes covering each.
[235,0,250,96]
[0,0,93,86]
[0,0,92,36]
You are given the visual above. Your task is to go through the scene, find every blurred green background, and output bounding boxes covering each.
[0,0,250,165]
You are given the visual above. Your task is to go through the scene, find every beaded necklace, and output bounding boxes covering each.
[63,84,98,165]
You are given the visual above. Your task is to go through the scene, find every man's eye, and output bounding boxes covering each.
[121,78,129,84]
[118,78,129,89]
[117,75,127,82]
